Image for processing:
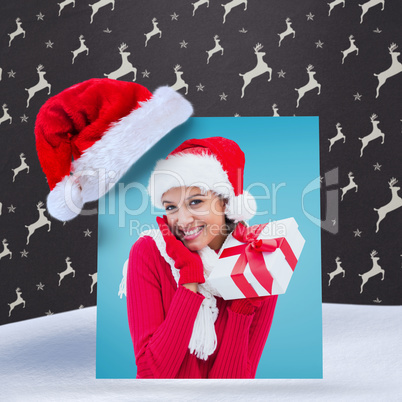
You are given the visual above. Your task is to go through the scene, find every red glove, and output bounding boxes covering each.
[156,216,205,285]
[230,296,268,315]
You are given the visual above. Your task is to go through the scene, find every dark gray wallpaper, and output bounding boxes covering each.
[1,0,401,324]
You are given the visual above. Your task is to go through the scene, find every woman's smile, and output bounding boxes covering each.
[179,225,205,240]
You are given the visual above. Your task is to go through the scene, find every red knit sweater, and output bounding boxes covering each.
[126,235,278,379]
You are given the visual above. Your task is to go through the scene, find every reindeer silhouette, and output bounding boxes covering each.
[328,257,346,286]
[8,18,25,47]
[171,65,189,95]
[327,0,345,16]
[144,18,162,47]
[0,239,12,261]
[222,0,247,24]
[25,201,51,245]
[58,257,76,286]
[104,43,137,81]
[89,0,115,24]
[340,172,358,201]
[239,43,272,98]
[272,104,280,117]
[89,273,97,294]
[341,35,359,64]
[278,18,295,47]
[72,35,89,64]
[295,65,321,108]
[374,43,402,98]
[374,178,402,233]
[25,65,51,108]
[328,123,346,152]
[359,0,385,24]
[192,0,209,16]
[12,153,29,182]
[359,250,384,293]
[0,104,12,125]
[206,35,224,64]
[359,114,385,157]
[8,288,26,317]
[57,0,75,16]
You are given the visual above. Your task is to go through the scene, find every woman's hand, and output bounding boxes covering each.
[230,296,269,315]
[156,216,205,287]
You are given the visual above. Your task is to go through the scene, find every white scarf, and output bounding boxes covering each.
[138,229,234,360]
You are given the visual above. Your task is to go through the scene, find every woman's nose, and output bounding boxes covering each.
[176,206,194,227]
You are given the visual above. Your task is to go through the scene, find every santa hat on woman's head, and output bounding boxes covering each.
[34,78,193,221]
[148,136,257,222]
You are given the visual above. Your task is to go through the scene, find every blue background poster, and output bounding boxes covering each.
[96,117,322,379]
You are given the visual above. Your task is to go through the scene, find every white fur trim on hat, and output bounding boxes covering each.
[47,175,84,221]
[148,152,232,208]
[72,86,193,203]
[148,152,257,222]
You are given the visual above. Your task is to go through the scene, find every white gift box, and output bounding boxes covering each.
[208,217,305,300]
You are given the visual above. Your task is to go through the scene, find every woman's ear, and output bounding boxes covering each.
[221,197,229,213]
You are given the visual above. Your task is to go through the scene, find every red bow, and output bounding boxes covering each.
[233,222,279,252]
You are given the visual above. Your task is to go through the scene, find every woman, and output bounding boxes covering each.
[126,136,278,378]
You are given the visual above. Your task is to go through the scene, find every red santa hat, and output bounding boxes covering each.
[35,78,193,221]
[148,137,257,222]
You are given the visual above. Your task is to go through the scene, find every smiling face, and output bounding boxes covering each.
[161,186,228,251]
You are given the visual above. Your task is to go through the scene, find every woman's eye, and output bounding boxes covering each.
[165,205,176,212]
[189,199,202,206]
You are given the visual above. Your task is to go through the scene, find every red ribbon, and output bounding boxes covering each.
[219,222,298,298]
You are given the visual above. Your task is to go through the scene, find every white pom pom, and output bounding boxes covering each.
[47,176,84,221]
[225,191,257,222]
